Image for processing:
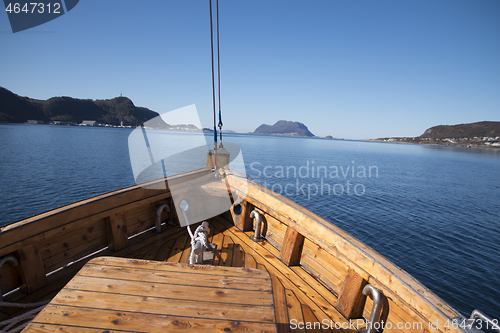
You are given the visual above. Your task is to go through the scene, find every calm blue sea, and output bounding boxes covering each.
[1,123,499,318]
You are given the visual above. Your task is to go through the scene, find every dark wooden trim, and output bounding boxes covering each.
[234,201,254,231]
[106,213,129,252]
[17,243,48,293]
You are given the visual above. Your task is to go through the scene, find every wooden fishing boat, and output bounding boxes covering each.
[1,1,498,332]
[1,160,496,332]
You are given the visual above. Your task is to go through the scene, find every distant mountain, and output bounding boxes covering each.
[420,121,500,139]
[0,87,160,126]
[253,120,314,137]
[0,87,46,123]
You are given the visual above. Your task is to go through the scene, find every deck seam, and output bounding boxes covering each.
[53,287,274,307]
[82,262,271,280]
[34,303,277,325]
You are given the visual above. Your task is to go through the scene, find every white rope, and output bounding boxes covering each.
[0,301,49,333]
[187,222,213,264]
[191,223,212,250]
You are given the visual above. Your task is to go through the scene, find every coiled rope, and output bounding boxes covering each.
[187,222,213,264]
[0,300,49,333]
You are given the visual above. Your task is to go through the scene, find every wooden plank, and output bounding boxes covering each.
[211,217,349,329]
[0,219,107,294]
[302,238,348,283]
[115,228,185,261]
[17,243,47,293]
[0,265,22,298]
[4,225,186,307]
[212,228,225,266]
[300,260,341,295]
[65,275,274,306]
[279,227,305,266]
[336,268,367,319]
[285,289,305,333]
[153,239,176,261]
[366,277,429,333]
[27,257,276,332]
[163,198,177,226]
[179,235,193,264]
[76,264,271,291]
[220,235,234,267]
[39,221,106,255]
[301,304,325,333]
[232,243,245,267]
[41,219,107,267]
[43,235,108,274]
[105,213,129,252]
[24,323,139,333]
[123,202,157,221]
[2,227,186,322]
[272,276,290,333]
[125,216,155,238]
[29,305,277,333]
[142,246,161,260]
[364,296,406,333]
[2,253,91,306]
[245,253,257,269]
[166,234,189,263]
[262,212,288,250]
[51,288,273,324]
[90,256,271,278]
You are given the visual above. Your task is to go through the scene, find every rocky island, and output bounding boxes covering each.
[253,120,314,137]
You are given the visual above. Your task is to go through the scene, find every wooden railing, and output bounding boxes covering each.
[225,171,462,333]
[0,166,464,333]
[0,168,211,297]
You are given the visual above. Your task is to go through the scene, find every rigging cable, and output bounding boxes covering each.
[216,0,223,144]
[209,0,217,145]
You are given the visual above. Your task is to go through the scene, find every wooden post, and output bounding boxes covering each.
[279,227,305,266]
[105,213,129,252]
[17,244,47,293]
[167,198,178,226]
[206,150,215,168]
[233,201,253,231]
[336,268,368,319]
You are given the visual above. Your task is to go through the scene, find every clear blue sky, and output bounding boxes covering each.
[1,0,499,139]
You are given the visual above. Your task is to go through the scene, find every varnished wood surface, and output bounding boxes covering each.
[25,257,276,333]
[1,202,452,333]
[13,215,329,333]
[0,168,463,333]
[0,168,212,297]
[225,171,461,332]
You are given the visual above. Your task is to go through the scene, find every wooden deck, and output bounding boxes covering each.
[2,213,354,333]
[25,257,276,332]
[0,169,464,333]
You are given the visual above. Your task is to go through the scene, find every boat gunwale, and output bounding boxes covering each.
[224,170,462,329]
[0,167,212,237]
[0,167,466,333]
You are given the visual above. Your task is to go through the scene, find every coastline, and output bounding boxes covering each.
[369,138,500,149]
